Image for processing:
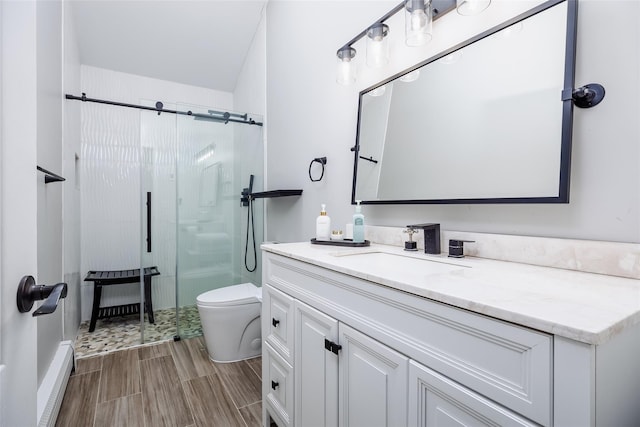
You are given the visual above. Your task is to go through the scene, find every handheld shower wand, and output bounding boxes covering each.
[242,175,257,272]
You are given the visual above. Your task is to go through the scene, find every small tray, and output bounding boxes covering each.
[310,238,370,247]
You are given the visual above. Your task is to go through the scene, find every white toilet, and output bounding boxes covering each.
[196,282,262,363]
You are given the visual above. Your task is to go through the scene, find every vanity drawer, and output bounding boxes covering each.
[265,253,552,426]
[263,284,294,364]
[263,342,294,427]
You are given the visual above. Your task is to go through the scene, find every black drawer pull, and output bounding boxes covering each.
[271,380,279,390]
[272,318,280,327]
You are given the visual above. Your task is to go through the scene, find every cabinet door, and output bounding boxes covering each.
[339,323,408,427]
[408,360,538,427]
[295,300,339,427]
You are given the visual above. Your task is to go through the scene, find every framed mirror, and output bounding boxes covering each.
[352,0,577,204]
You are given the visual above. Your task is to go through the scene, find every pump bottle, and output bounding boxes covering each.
[352,200,365,243]
[316,204,331,240]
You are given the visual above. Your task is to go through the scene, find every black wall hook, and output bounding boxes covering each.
[565,83,605,108]
[155,101,163,115]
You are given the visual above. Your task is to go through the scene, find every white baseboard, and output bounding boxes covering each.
[37,340,74,427]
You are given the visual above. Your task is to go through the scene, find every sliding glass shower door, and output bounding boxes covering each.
[140,104,178,343]
[79,96,263,353]
[138,102,264,344]
[175,103,264,339]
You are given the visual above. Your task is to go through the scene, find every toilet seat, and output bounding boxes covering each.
[196,282,261,307]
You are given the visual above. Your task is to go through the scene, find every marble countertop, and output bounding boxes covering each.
[262,242,640,345]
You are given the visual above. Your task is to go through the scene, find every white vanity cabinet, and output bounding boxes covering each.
[265,292,409,427]
[261,251,554,427]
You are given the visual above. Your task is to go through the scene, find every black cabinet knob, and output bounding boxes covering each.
[271,380,279,390]
[272,318,280,327]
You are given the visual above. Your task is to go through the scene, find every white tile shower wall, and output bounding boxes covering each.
[79,66,233,321]
[366,225,640,280]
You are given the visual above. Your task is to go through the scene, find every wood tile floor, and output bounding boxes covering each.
[56,336,262,427]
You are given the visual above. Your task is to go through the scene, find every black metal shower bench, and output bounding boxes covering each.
[84,266,160,332]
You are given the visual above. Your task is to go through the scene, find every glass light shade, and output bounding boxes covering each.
[336,47,356,85]
[369,85,386,97]
[366,23,389,68]
[439,51,462,65]
[457,0,491,16]
[500,21,524,39]
[405,0,432,47]
[399,69,420,82]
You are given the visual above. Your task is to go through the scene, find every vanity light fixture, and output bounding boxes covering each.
[196,144,216,163]
[439,51,462,64]
[456,0,491,16]
[368,85,387,97]
[336,47,357,85]
[366,23,390,68]
[405,0,433,47]
[335,0,490,85]
[399,69,420,82]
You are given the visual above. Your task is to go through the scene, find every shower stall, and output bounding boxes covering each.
[78,98,264,353]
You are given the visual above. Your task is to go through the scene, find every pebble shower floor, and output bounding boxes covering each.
[75,305,203,358]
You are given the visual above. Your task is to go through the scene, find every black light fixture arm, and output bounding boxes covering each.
[338,1,405,53]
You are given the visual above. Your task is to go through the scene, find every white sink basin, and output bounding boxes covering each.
[333,251,468,276]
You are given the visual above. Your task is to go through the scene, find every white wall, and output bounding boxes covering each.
[234,6,267,285]
[36,0,64,387]
[265,0,640,244]
[62,0,82,347]
[79,66,233,321]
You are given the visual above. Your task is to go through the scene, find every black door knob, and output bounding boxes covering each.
[16,275,68,316]
[272,318,280,327]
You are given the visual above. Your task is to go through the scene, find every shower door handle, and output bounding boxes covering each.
[146,191,152,252]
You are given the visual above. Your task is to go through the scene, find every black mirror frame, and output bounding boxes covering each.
[351,0,578,205]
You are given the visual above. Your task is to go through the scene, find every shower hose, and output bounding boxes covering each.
[244,194,257,272]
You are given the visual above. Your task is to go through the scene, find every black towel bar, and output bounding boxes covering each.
[37,166,66,183]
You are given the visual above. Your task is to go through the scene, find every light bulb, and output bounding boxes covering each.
[405,0,432,47]
[336,47,356,85]
[369,86,386,97]
[457,0,491,16]
[400,70,420,83]
[366,23,389,68]
[411,9,427,32]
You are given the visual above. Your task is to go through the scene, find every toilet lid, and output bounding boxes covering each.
[196,283,261,307]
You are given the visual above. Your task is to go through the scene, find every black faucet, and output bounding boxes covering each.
[406,223,440,254]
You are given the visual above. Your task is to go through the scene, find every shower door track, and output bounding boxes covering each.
[65,93,263,126]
